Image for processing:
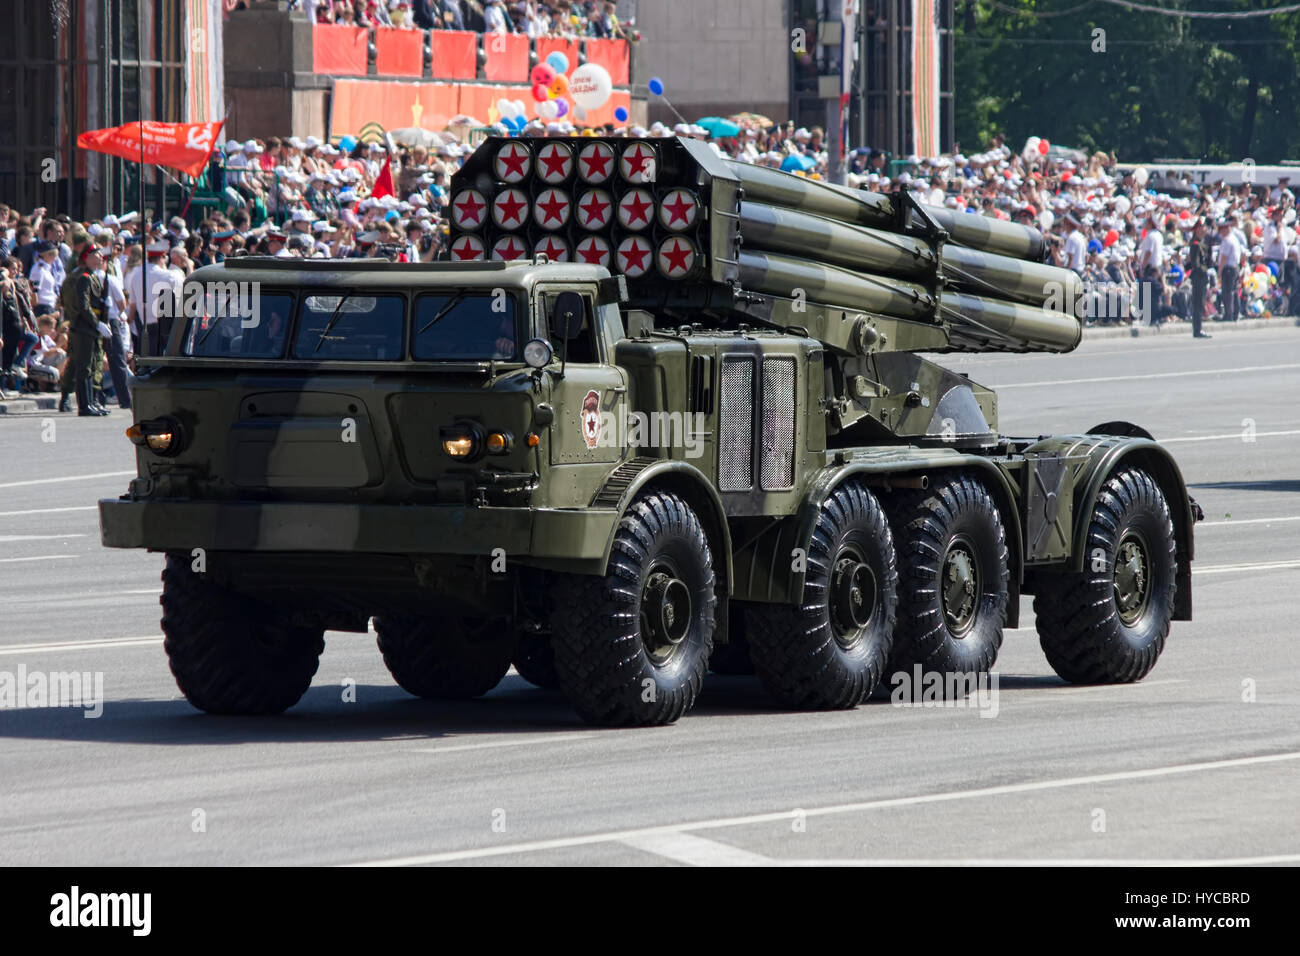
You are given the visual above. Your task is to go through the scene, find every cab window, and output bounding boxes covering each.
[291,293,405,360]
[539,290,600,364]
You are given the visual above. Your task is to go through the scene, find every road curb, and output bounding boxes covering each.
[1083,317,1300,340]
[0,394,61,415]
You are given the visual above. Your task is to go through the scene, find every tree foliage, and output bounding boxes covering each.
[954,0,1300,161]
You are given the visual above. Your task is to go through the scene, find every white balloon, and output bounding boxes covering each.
[1113,195,1131,215]
[573,103,588,122]
[513,100,527,118]
[537,99,559,120]
[1038,210,1054,231]
[1133,166,1149,187]
[497,98,517,120]
[569,63,613,110]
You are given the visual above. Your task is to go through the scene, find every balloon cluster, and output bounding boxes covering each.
[494,52,618,128]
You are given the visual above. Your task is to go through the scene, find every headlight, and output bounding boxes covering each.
[126,418,183,457]
[440,423,482,460]
[485,430,512,454]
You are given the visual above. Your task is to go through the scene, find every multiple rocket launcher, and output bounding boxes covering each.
[446,136,1084,354]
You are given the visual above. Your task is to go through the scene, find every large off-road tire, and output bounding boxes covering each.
[160,553,324,715]
[1034,467,1177,683]
[550,491,716,726]
[512,631,559,689]
[746,480,898,708]
[374,616,515,699]
[886,474,1009,692]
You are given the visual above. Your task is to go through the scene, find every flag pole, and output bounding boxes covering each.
[138,0,147,356]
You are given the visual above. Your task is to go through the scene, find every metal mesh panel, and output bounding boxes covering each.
[761,358,796,490]
[718,358,754,492]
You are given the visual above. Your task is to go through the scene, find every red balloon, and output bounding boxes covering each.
[1179,209,1190,219]
[530,64,556,88]
[1255,263,1268,273]
[1037,139,1050,155]
[1061,171,1072,182]
[531,83,549,102]
[1104,229,1119,247]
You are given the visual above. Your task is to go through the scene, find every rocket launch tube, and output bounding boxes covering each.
[726,161,896,228]
[737,250,936,321]
[941,290,1083,353]
[914,205,1048,261]
[739,201,936,280]
[941,243,1084,316]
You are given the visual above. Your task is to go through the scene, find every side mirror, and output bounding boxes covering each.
[523,338,553,369]
[552,291,585,340]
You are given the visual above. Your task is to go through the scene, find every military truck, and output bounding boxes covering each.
[100,136,1199,726]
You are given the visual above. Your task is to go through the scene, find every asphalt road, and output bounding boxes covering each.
[1,326,1298,866]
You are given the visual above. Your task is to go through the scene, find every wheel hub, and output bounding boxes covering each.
[641,569,692,664]
[830,553,877,644]
[1113,533,1150,626]
[941,541,979,636]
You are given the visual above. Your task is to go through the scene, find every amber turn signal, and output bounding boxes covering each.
[526,432,540,448]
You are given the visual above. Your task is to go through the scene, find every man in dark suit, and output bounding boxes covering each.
[1186,219,1212,339]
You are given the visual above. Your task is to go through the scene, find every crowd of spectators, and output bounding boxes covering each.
[5,117,1296,403]
[291,0,634,38]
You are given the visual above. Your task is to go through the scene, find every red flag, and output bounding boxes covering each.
[77,120,225,177]
[371,157,395,200]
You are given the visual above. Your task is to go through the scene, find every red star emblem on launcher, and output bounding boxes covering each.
[494,143,531,183]
[452,190,486,229]
[620,143,655,183]
[537,143,573,183]
[658,189,698,231]
[534,188,571,229]
[577,190,612,229]
[658,237,696,278]
[450,235,485,260]
[578,143,614,183]
[492,236,527,261]
[617,236,652,277]
[576,236,611,267]
[618,189,653,230]
[535,236,569,262]
[492,188,529,228]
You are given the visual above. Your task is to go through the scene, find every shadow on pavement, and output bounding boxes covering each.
[1188,479,1300,494]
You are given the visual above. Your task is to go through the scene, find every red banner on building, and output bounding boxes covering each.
[375,27,423,76]
[585,38,629,85]
[77,120,225,177]
[313,24,369,76]
[431,30,477,80]
[483,32,529,82]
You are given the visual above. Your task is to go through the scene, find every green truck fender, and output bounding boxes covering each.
[728,452,1026,628]
[1022,427,1197,621]
[590,457,735,602]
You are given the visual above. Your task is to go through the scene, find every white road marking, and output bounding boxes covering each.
[0,635,162,656]
[0,534,87,543]
[785,854,1300,867]
[1198,515,1300,528]
[0,470,134,490]
[0,554,77,564]
[621,832,775,866]
[346,750,1300,866]
[996,362,1300,389]
[0,505,98,517]
[1196,559,1300,575]
[1163,429,1300,443]
[408,733,595,755]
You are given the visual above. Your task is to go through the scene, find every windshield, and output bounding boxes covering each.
[413,293,518,361]
[292,293,405,360]
[183,291,294,358]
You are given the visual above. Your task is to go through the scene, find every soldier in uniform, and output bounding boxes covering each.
[59,245,110,416]
[1186,219,1212,339]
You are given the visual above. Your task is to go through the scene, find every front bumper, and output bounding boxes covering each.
[99,498,616,563]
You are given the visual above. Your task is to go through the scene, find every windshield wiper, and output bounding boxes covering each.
[417,291,468,335]
[312,294,352,354]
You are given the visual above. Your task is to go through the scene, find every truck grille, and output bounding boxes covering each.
[719,358,754,491]
[761,358,795,490]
